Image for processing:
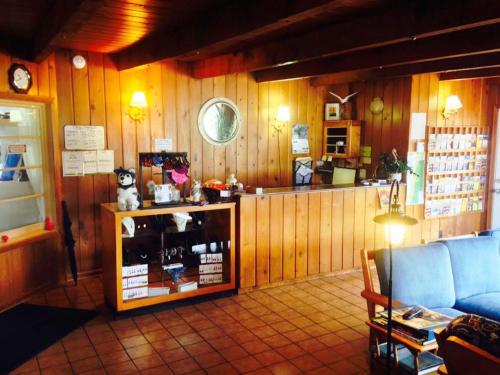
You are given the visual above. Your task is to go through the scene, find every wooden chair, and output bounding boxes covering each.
[360,248,403,319]
[435,328,500,375]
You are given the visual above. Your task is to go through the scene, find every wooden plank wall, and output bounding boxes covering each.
[51,49,326,276]
[0,52,62,310]
[327,77,413,176]
[238,186,403,289]
[405,74,489,243]
[485,80,500,228]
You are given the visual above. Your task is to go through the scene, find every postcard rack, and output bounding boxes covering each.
[137,152,190,208]
[424,125,489,218]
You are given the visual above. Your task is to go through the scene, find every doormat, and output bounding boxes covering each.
[0,303,98,374]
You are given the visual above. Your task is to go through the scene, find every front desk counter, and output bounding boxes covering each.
[237,183,406,291]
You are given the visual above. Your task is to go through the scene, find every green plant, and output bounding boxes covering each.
[378,150,417,175]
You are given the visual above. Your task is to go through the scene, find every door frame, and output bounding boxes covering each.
[487,106,499,228]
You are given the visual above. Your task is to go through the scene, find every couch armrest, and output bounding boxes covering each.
[360,290,404,309]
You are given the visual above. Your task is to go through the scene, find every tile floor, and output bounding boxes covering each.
[11,271,375,375]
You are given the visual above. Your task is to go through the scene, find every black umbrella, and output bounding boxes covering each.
[62,201,77,285]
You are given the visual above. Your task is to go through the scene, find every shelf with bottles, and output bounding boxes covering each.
[101,201,236,312]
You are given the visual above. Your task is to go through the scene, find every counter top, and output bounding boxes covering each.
[238,183,397,196]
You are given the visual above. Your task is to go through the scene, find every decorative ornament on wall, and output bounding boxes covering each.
[72,55,87,69]
[8,63,32,94]
[370,97,384,115]
[328,91,358,120]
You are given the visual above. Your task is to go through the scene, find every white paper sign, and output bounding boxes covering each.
[155,138,173,152]
[62,151,84,176]
[83,151,97,174]
[64,125,105,150]
[97,150,114,173]
[410,113,427,140]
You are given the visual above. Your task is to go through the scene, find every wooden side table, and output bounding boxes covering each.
[366,321,441,374]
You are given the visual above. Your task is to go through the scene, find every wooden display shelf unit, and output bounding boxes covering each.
[424,125,489,219]
[323,120,361,158]
[101,201,236,312]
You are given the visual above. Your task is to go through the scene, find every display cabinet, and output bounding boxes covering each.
[424,125,489,218]
[323,120,361,158]
[101,201,235,312]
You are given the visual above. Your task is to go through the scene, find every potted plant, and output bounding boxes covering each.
[377,149,417,182]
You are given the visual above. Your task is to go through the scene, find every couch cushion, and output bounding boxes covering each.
[454,293,500,322]
[440,237,500,300]
[433,307,466,319]
[374,243,455,308]
[479,228,500,239]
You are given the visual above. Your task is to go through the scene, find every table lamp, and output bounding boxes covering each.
[373,179,417,374]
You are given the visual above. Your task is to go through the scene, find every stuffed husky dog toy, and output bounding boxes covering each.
[114,167,140,211]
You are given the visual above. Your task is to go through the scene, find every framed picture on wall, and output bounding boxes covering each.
[325,103,340,120]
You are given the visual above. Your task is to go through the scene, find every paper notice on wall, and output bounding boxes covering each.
[410,113,427,140]
[64,125,105,150]
[97,150,114,173]
[83,151,97,174]
[155,138,173,152]
[62,151,84,176]
[406,152,425,205]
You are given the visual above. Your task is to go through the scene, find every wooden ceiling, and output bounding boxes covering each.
[0,0,499,83]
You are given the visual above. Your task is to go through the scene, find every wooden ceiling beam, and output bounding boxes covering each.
[112,0,357,71]
[440,67,500,81]
[191,0,500,79]
[310,52,500,86]
[253,24,500,82]
[32,0,103,62]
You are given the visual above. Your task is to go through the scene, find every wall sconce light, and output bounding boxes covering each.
[442,95,463,119]
[273,105,290,132]
[128,91,147,122]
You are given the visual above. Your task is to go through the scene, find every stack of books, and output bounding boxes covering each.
[372,306,453,345]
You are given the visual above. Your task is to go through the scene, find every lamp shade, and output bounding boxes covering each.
[277,105,290,122]
[130,91,147,108]
[445,95,462,112]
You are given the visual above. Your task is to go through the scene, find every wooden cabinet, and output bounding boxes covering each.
[101,202,235,312]
[323,120,361,158]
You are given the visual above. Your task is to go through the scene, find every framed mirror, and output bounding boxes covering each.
[198,97,241,146]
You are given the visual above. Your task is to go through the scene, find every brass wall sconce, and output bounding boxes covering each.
[442,95,463,119]
[128,91,147,122]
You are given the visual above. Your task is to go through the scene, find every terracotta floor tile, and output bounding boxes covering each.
[98,349,130,366]
[232,329,259,345]
[305,365,338,374]
[104,360,138,375]
[219,345,248,361]
[317,333,347,347]
[246,368,274,375]
[290,354,323,372]
[320,320,348,332]
[259,314,283,325]
[144,328,172,343]
[132,353,164,371]
[252,325,279,339]
[198,326,224,340]
[114,327,142,339]
[139,365,173,375]
[328,359,361,375]
[168,357,201,375]
[40,363,73,375]
[70,356,102,374]
[275,344,306,360]
[205,362,238,375]
[230,356,263,373]
[167,324,194,337]
[183,341,214,356]
[188,318,215,331]
[287,316,315,329]
[88,330,117,345]
[261,334,292,349]
[10,358,39,374]
[38,353,69,370]
[78,369,107,375]
[38,342,64,357]
[254,350,285,366]
[267,361,302,375]
[282,328,311,342]
[120,335,149,348]
[61,336,92,352]
[151,337,181,351]
[335,328,364,342]
[93,339,124,355]
[175,332,203,346]
[66,346,96,363]
[297,338,328,353]
[194,350,226,369]
[160,347,190,364]
[126,343,155,359]
[240,339,272,355]
[206,336,237,351]
[312,348,343,365]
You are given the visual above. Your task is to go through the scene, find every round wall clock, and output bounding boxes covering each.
[72,55,86,69]
[369,97,384,114]
[8,63,32,94]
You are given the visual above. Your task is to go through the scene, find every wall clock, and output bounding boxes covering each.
[8,63,32,94]
[369,97,384,114]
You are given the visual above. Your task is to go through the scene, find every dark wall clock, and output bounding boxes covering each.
[8,63,32,94]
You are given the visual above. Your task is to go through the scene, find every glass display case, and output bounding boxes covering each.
[0,98,53,234]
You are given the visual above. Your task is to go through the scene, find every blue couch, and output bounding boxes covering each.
[373,236,500,322]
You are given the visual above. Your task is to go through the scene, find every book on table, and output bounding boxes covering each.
[372,306,453,345]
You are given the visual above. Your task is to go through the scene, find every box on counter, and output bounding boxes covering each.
[122,275,148,289]
[200,253,223,264]
[123,286,148,300]
[199,274,223,285]
[178,281,198,293]
[122,264,148,277]
[199,263,223,274]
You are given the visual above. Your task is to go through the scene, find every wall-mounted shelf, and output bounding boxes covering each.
[323,120,361,158]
